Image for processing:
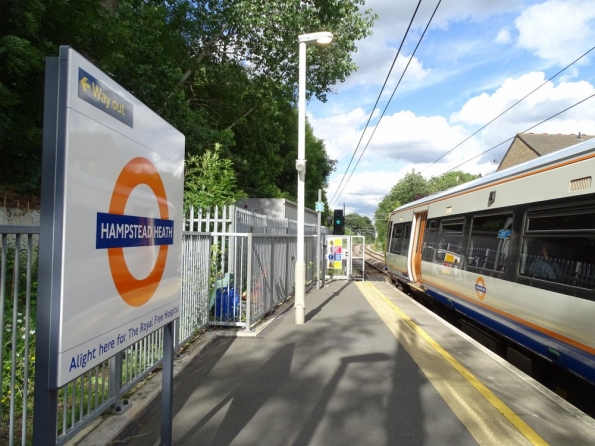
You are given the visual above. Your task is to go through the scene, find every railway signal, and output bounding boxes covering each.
[333,209,345,235]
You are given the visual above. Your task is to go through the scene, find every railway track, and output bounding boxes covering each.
[351,244,387,282]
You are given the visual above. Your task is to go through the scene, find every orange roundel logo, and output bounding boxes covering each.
[97,157,172,307]
[475,277,486,301]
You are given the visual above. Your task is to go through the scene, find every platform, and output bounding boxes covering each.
[84,280,595,445]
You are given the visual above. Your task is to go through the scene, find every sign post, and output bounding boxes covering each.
[34,46,185,444]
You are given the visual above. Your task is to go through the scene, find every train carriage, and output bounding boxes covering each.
[385,137,595,389]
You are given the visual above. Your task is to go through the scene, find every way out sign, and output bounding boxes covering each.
[36,46,185,388]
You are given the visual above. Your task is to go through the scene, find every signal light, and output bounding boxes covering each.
[333,209,345,235]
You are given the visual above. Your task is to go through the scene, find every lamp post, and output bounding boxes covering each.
[295,31,333,325]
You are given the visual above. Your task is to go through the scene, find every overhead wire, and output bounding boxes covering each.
[332,0,442,206]
[327,0,424,206]
[421,45,595,174]
[329,7,593,218]
[359,91,595,221]
[441,91,595,175]
[351,203,375,215]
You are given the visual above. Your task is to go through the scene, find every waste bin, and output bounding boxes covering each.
[214,286,239,321]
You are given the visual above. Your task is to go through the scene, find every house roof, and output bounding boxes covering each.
[497,132,595,171]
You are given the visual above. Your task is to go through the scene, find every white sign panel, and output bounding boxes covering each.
[54,47,184,386]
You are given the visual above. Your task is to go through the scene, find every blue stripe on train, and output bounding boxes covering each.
[423,286,595,386]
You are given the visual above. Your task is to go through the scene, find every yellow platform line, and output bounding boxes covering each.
[357,281,548,446]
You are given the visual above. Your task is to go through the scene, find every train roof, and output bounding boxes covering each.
[391,136,595,215]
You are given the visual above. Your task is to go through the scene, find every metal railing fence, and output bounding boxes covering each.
[1,205,327,444]
[1,227,39,446]
[179,233,212,344]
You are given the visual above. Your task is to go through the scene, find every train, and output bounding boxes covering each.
[384,137,595,397]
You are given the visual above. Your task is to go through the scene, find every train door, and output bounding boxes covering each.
[410,211,427,284]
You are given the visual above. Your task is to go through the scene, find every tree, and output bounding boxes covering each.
[345,213,374,238]
[273,110,336,208]
[374,170,480,250]
[428,171,479,194]
[0,0,110,191]
[184,144,246,211]
[0,0,376,205]
[374,170,429,247]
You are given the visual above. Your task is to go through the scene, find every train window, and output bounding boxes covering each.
[386,223,394,252]
[527,212,595,232]
[436,219,465,264]
[467,214,513,272]
[422,220,438,261]
[402,224,411,256]
[389,224,404,255]
[520,208,595,289]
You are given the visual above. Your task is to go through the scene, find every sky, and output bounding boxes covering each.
[307,0,595,222]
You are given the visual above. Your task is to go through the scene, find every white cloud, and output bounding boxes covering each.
[367,111,473,163]
[362,0,521,35]
[451,71,595,139]
[325,70,595,214]
[308,107,376,162]
[322,108,494,213]
[314,1,595,218]
[344,0,522,92]
[329,169,408,216]
[343,49,430,93]
[515,0,595,65]
[450,71,595,165]
[495,28,512,44]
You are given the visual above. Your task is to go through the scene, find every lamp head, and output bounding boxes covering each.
[298,31,334,46]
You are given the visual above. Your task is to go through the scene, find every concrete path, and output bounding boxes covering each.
[115,281,477,446]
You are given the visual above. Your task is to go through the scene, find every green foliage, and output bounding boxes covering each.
[0,0,109,191]
[374,170,479,250]
[345,213,375,239]
[374,170,428,249]
[272,111,336,208]
[184,144,247,211]
[0,0,375,204]
[428,171,479,194]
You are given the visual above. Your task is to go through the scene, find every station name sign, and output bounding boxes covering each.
[96,213,174,249]
[37,47,185,388]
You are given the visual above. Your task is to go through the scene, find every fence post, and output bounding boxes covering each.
[174,317,180,353]
[285,237,290,299]
[109,352,123,411]
[245,233,253,331]
[161,321,175,445]
[188,205,195,231]
[270,236,275,306]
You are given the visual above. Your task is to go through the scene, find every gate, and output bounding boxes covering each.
[350,236,365,280]
[325,235,365,280]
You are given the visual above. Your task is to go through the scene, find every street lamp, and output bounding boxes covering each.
[295,31,333,325]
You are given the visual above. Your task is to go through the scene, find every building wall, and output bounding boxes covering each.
[238,198,318,224]
[0,207,40,226]
[498,141,538,171]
